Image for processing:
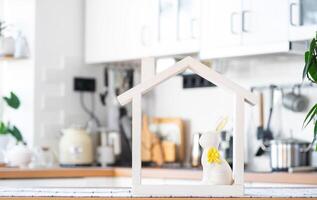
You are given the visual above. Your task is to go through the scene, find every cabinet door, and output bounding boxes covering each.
[242,0,289,53]
[127,0,158,58]
[289,0,317,41]
[85,0,126,63]
[200,0,242,59]
[152,0,200,56]
[85,0,157,63]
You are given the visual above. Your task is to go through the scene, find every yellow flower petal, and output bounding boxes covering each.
[207,147,221,164]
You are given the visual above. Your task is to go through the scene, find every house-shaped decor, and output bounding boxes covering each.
[117,56,257,197]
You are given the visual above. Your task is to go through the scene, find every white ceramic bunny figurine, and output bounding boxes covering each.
[199,118,233,185]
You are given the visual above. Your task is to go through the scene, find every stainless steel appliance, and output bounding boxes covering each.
[264,138,311,171]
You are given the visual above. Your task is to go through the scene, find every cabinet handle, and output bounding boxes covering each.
[290,2,300,26]
[242,10,251,33]
[230,12,239,35]
[141,26,148,46]
[190,18,198,39]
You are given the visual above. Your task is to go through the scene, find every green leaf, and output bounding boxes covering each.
[314,122,317,137]
[303,51,310,80]
[0,122,7,134]
[7,125,23,142]
[3,92,20,109]
[310,38,316,54]
[303,104,317,128]
[307,58,317,83]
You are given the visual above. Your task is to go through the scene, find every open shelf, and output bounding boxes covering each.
[0,56,26,61]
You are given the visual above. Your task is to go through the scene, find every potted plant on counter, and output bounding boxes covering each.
[303,33,317,149]
[0,92,32,167]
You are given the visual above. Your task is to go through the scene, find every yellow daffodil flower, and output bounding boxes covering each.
[207,147,221,164]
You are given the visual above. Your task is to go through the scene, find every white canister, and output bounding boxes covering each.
[59,128,93,166]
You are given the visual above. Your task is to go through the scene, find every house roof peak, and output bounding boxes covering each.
[117,57,258,106]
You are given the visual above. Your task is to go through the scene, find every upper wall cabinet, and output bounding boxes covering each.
[289,0,317,41]
[85,0,200,64]
[152,0,200,56]
[200,0,289,59]
[85,0,158,63]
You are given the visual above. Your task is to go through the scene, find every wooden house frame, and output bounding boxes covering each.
[117,56,257,197]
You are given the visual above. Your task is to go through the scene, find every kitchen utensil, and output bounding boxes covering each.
[162,141,176,162]
[105,68,120,132]
[96,128,115,167]
[86,118,100,164]
[141,115,152,162]
[151,133,164,166]
[264,85,275,141]
[150,117,185,162]
[108,131,121,158]
[219,130,233,165]
[255,86,275,157]
[262,138,311,171]
[282,85,309,112]
[97,146,115,167]
[256,92,265,140]
[191,132,202,167]
[119,107,132,161]
[59,127,93,166]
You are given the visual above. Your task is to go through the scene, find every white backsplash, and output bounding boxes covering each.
[147,54,317,165]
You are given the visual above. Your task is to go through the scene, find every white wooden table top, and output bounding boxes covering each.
[0,187,317,198]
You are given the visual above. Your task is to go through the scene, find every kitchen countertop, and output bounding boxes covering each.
[1,167,317,199]
[1,167,317,185]
[0,185,317,199]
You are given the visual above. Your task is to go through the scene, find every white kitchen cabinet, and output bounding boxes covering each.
[200,0,289,59]
[85,0,157,63]
[152,0,200,56]
[289,0,317,41]
[200,0,242,54]
[85,0,200,63]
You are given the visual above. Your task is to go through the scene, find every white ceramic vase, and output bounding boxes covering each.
[4,142,32,168]
[0,36,15,57]
[199,131,233,185]
[0,135,10,163]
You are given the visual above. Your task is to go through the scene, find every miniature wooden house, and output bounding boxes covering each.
[117,56,257,197]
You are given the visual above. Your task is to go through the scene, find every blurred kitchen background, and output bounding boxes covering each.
[0,0,317,174]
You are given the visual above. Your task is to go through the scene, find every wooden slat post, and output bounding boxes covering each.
[141,57,156,82]
[233,94,245,185]
[132,94,142,186]
[132,58,156,190]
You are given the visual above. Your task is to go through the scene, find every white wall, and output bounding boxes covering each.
[150,54,316,166]
[0,0,36,145]
[34,0,105,149]
[1,0,105,150]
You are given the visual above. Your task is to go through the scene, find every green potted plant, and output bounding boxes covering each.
[302,33,317,149]
[0,91,23,143]
[0,92,31,167]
